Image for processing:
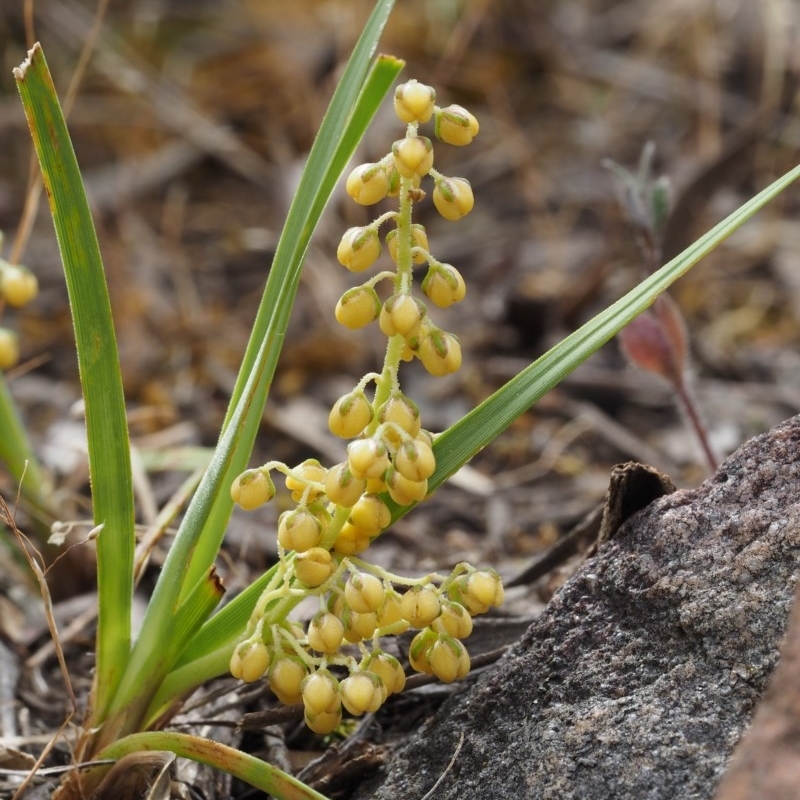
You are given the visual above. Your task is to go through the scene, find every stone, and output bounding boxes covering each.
[352,415,800,799]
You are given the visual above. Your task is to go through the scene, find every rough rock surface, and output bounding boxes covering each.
[353,415,800,800]
[713,578,800,800]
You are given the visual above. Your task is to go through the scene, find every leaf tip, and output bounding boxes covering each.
[13,42,41,81]
[377,53,405,70]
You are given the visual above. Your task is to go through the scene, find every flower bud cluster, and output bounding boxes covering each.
[335,79,476,379]
[0,235,39,370]
[228,81,501,733]
[229,563,503,734]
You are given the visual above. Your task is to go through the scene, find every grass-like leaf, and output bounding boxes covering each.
[0,373,55,527]
[387,160,800,522]
[99,731,333,800]
[14,43,135,718]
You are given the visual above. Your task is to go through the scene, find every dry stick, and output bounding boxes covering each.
[1,494,76,800]
[418,731,465,800]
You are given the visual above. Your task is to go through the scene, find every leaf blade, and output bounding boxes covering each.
[14,43,136,716]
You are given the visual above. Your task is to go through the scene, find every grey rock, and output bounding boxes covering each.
[353,415,800,800]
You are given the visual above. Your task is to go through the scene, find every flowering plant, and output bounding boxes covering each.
[5,1,799,797]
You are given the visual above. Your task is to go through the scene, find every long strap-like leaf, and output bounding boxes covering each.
[15,44,135,718]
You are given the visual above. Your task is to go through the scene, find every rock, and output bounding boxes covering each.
[352,415,800,800]
[712,579,800,800]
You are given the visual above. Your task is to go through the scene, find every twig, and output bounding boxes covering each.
[1,494,78,800]
[418,731,465,800]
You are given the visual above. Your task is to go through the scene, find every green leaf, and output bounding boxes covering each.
[388,160,800,522]
[14,43,136,717]
[99,732,333,800]
[0,373,55,526]
[147,566,279,717]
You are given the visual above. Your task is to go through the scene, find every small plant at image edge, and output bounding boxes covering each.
[7,1,800,797]
[0,232,39,370]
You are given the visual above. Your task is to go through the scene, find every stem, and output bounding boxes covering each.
[349,555,444,587]
[675,378,718,472]
[394,176,415,293]
[368,174,417,424]
[318,502,352,551]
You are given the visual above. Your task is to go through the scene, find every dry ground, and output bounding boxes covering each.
[0,0,799,797]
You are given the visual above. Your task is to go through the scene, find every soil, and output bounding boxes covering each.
[1,1,799,798]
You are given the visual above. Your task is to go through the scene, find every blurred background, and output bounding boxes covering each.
[1,0,799,586]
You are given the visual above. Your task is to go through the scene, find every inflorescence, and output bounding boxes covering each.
[229,80,503,734]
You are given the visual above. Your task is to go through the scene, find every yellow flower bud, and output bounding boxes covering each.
[346,162,390,205]
[394,437,436,482]
[277,508,323,552]
[408,628,437,674]
[337,226,381,273]
[377,592,407,630]
[230,639,271,682]
[447,569,504,615]
[432,600,473,639]
[335,285,381,329]
[418,328,462,376]
[421,263,466,308]
[434,104,479,146]
[1,265,38,307]
[343,609,378,642]
[305,708,342,735]
[348,493,391,536]
[464,569,505,613]
[301,670,340,716]
[268,656,308,705]
[230,468,275,510]
[379,293,426,338]
[294,547,334,588]
[332,521,371,555]
[432,176,474,220]
[366,652,406,695]
[0,328,20,370]
[377,392,421,443]
[392,136,434,179]
[347,437,390,480]
[307,611,345,654]
[429,635,470,682]
[329,390,373,439]
[340,671,384,715]
[285,459,327,503]
[365,476,388,494]
[386,466,428,506]
[394,79,436,123]
[324,462,366,507]
[400,585,441,628]
[345,572,385,614]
